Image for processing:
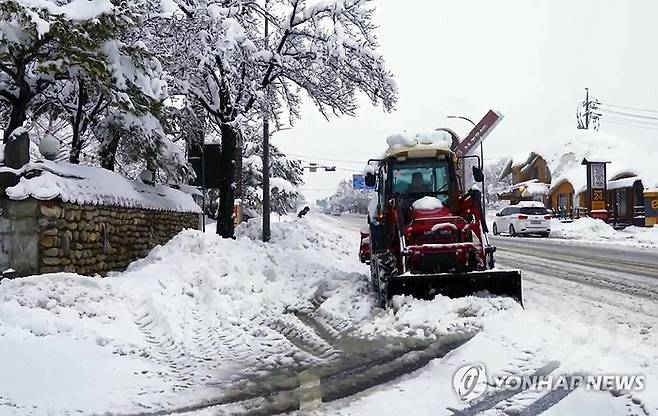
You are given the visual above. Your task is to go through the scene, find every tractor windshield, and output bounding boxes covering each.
[391,160,450,202]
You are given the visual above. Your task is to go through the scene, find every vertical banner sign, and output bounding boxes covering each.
[590,163,606,210]
[455,110,505,156]
[583,159,609,220]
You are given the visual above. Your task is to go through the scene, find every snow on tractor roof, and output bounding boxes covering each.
[385,130,455,158]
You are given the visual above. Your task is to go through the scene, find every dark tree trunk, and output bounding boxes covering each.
[3,75,31,144]
[216,123,239,238]
[69,79,88,164]
[99,133,120,171]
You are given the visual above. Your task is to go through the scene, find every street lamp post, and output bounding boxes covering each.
[446,115,487,213]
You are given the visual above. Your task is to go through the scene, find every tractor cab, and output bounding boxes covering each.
[386,154,456,223]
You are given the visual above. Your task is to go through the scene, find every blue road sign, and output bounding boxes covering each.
[353,174,373,189]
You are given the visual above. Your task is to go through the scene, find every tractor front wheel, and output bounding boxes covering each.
[373,250,398,308]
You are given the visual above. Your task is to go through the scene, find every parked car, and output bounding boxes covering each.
[492,202,551,237]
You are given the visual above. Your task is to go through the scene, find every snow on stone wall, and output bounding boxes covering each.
[2,160,201,214]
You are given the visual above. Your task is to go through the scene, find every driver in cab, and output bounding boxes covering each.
[407,172,431,193]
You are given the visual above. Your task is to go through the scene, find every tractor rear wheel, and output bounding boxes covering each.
[373,250,398,308]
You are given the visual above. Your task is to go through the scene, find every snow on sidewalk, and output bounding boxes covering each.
[550,217,658,248]
[0,215,367,414]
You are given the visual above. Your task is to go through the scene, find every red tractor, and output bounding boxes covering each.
[360,130,523,307]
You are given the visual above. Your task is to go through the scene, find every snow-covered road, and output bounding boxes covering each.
[312,215,657,416]
[1,214,656,416]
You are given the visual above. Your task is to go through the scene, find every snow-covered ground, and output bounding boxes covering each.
[0,214,656,415]
[550,217,658,248]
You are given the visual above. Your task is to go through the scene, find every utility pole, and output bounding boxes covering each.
[585,88,590,129]
[262,0,271,242]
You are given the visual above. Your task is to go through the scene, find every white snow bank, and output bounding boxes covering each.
[1,160,201,213]
[0,215,364,414]
[412,196,444,210]
[551,217,616,239]
[550,217,658,247]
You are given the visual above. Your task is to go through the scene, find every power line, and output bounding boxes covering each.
[595,112,658,128]
[600,117,658,131]
[288,153,365,164]
[598,112,658,124]
[595,107,658,122]
[598,102,658,115]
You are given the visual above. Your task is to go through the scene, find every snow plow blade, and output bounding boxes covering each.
[388,270,523,306]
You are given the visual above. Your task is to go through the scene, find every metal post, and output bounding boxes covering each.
[480,142,486,217]
[262,0,271,242]
[201,144,206,232]
[585,88,590,130]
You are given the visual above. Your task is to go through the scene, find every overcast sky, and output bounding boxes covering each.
[274,0,658,203]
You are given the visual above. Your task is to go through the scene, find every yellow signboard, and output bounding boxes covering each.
[645,190,658,226]
[592,201,606,210]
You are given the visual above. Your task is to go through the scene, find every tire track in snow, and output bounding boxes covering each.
[263,314,340,361]
[110,331,476,416]
[133,307,196,392]
[447,361,561,416]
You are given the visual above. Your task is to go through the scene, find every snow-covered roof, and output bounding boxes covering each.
[1,161,201,213]
[507,130,658,193]
[499,179,549,197]
[607,176,642,191]
[385,130,456,159]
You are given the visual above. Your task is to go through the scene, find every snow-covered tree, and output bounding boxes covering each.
[325,178,372,214]
[242,138,303,215]
[153,0,397,237]
[0,0,169,177]
[483,157,512,205]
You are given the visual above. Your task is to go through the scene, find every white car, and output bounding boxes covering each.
[492,202,551,237]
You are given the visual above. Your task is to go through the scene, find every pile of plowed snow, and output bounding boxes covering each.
[550,217,658,247]
[0,214,521,415]
[0,216,364,414]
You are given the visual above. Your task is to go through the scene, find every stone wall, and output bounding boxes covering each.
[0,198,200,276]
